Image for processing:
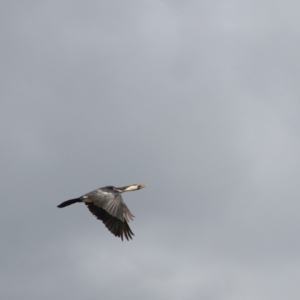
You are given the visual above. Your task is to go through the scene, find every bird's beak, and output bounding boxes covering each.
[116,184,147,192]
[137,184,147,189]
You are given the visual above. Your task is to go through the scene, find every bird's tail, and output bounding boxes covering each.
[57,198,82,208]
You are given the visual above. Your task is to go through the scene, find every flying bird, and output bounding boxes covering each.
[57,184,147,241]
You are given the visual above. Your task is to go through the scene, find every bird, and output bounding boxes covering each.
[57,184,147,241]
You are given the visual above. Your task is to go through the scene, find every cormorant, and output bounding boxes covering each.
[57,184,147,241]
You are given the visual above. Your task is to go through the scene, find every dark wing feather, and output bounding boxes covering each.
[85,203,134,241]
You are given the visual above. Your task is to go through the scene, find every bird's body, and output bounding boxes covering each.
[57,184,147,241]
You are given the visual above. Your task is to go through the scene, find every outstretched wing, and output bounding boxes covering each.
[84,191,134,222]
[101,194,134,223]
[85,203,134,241]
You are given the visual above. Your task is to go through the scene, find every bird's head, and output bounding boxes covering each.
[113,184,147,193]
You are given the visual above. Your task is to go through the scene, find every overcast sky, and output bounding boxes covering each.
[1,1,300,299]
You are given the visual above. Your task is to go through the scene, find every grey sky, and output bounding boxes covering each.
[1,1,300,299]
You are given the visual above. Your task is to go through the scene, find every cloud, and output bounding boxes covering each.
[1,1,300,299]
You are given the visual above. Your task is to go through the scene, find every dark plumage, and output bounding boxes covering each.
[57,184,147,240]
